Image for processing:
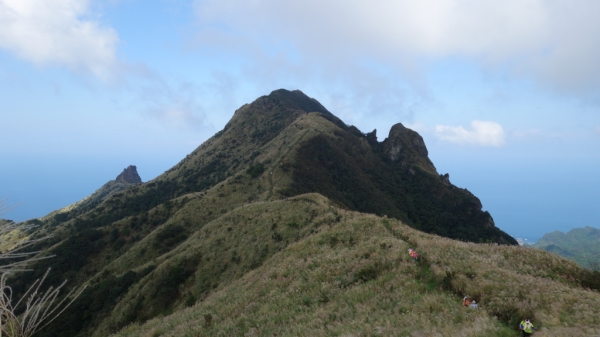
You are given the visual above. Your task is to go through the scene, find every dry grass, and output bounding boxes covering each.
[108,196,600,337]
[0,269,85,337]
[11,106,599,336]
[0,198,85,337]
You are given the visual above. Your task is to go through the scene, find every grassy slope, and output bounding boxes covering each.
[112,194,600,337]
[15,90,543,336]
[85,113,348,335]
[30,111,337,337]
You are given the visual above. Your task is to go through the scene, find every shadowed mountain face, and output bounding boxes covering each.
[17,89,518,337]
[40,89,513,244]
[287,121,511,244]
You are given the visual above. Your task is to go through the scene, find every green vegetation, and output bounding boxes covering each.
[532,226,600,271]
[112,195,600,337]
[12,89,591,337]
[288,132,514,244]
[0,199,85,337]
[246,163,265,178]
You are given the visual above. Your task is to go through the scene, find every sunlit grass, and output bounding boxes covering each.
[107,194,600,337]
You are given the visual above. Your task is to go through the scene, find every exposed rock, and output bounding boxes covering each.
[43,165,142,219]
[382,123,437,174]
[384,123,427,159]
[441,173,450,184]
[365,129,378,144]
[486,217,495,228]
[116,165,142,184]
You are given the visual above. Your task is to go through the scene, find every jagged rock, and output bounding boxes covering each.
[43,165,142,219]
[441,173,450,184]
[382,123,436,174]
[116,165,142,184]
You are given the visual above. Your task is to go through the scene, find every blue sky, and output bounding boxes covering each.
[1,0,599,241]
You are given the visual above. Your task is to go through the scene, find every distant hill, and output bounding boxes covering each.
[14,89,600,337]
[531,226,600,271]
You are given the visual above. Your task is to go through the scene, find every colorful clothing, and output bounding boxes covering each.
[519,320,534,336]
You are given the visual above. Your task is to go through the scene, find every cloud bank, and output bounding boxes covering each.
[193,0,600,95]
[434,120,505,146]
[0,0,118,79]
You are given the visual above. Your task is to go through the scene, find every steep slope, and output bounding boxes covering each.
[18,89,518,337]
[111,194,600,337]
[37,89,513,244]
[286,121,511,243]
[532,226,600,271]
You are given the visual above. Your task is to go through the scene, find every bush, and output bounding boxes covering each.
[246,163,265,178]
[152,224,188,254]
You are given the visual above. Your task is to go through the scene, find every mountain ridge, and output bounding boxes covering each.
[532,226,600,270]
[40,165,142,224]
[10,89,546,337]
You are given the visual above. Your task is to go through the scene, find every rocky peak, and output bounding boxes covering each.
[383,123,428,160]
[381,123,437,175]
[116,165,142,184]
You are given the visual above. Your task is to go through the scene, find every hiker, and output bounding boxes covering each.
[519,319,535,336]
[408,248,418,261]
[469,300,478,309]
[462,296,471,307]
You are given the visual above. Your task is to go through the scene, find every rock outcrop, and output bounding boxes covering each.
[116,165,142,184]
[382,123,437,175]
[43,165,142,219]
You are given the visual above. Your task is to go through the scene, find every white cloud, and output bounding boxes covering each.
[0,0,118,79]
[193,0,600,95]
[434,120,505,146]
[403,121,428,134]
[146,102,206,131]
[137,77,212,132]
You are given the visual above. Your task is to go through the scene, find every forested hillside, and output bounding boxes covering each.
[532,226,600,271]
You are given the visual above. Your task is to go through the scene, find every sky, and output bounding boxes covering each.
[1,0,599,242]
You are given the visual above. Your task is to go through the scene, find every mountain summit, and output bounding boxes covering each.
[116,165,142,184]
[18,89,535,337]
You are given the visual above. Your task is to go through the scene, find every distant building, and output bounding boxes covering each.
[516,238,532,246]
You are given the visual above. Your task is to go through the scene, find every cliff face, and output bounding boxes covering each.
[382,123,437,174]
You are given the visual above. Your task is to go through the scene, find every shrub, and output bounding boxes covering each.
[246,163,265,178]
[152,224,188,254]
